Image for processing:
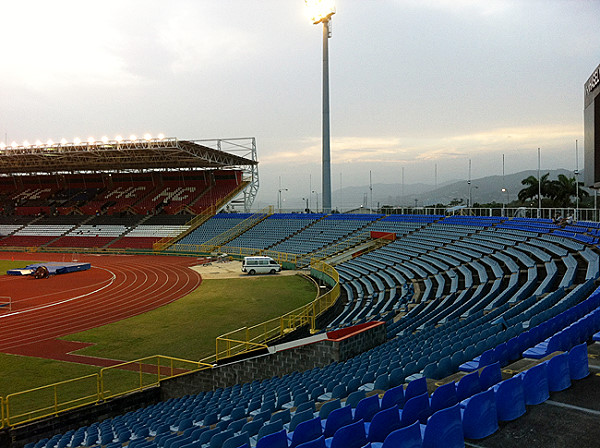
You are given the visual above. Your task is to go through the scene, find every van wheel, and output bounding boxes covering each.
[249,269,256,275]
[270,269,276,274]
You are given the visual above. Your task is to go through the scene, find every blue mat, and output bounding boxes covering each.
[7,262,91,276]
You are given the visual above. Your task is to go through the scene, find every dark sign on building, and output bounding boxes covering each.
[584,63,600,187]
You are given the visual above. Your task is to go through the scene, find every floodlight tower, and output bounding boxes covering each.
[306,0,335,213]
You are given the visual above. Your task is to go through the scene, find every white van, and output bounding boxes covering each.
[242,256,282,275]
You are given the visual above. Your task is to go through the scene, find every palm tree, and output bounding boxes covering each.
[550,174,588,207]
[518,173,551,203]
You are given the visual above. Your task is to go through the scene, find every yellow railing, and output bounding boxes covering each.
[1,396,5,429]
[214,261,340,361]
[214,337,269,361]
[100,355,212,401]
[2,355,212,428]
[5,374,100,427]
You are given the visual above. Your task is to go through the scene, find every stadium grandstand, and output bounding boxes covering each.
[1,140,600,447]
[0,137,258,250]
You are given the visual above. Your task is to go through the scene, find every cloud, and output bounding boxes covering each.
[157,5,258,75]
[259,123,581,171]
[0,2,142,90]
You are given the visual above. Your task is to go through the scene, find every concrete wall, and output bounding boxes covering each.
[160,322,385,400]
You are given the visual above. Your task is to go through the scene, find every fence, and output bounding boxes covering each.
[1,355,211,428]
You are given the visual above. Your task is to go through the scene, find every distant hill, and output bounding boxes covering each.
[282,169,584,210]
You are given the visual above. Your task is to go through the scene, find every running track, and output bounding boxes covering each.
[0,253,202,365]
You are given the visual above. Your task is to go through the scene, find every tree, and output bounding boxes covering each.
[518,173,551,203]
[549,174,589,207]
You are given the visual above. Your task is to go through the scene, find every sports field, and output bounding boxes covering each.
[0,256,316,403]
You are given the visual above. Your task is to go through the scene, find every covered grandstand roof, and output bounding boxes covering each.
[0,137,257,174]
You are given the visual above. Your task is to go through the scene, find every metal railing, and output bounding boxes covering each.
[5,374,100,427]
[2,355,212,428]
[214,260,340,361]
[99,355,212,401]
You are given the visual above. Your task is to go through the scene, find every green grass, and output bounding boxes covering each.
[63,275,316,361]
[0,259,37,273]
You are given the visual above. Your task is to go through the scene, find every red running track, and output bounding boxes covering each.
[0,253,202,364]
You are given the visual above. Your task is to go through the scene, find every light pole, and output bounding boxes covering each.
[302,197,309,212]
[467,159,472,208]
[312,190,320,213]
[575,139,580,222]
[278,188,288,213]
[305,0,335,214]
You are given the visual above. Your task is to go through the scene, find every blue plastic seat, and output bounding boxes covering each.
[404,377,427,402]
[546,352,571,392]
[519,363,550,405]
[420,404,463,448]
[210,429,236,448]
[240,418,263,437]
[479,361,502,390]
[428,381,457,414]
[289,417,322,448]
[323,405,353,438]
[296,401,316,416]
[319,399,341,420]
[460,389,498,440]
[289,409,315,432]
[380,385,404,410]
[460,348,496,372]
[228,418,248,433]
[389,367,405,388]
[456,372,481,402]
[256,429,289,448]
[222,432,250,448]
[370,421,422,448]
[256,421,285,444]
[325,419,367,448]
[568,342,589,380]
[271,409,292,426]
[493,343,509,367]
[296,435,326,448]
[365,405,401,443]
[345,390,366,409]
[398,392,431,427]
[492,376,526,422]
[353,395,380,423]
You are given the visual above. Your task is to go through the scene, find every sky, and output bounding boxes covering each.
[1,0,599,210]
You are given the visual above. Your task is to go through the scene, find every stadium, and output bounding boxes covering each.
[0,128,599,448]
[2,3,600,448]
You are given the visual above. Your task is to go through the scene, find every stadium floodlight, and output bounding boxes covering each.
[87,137,95,145]
[23,140,31,148]
[60,138,67,145]
[305,0,335,213]
[0,143,5,150]
[305,0,335,24]
[144,133,152,141]
[158,133,165,140]
[46,139,54,146]
[115,135,123,142]
[35,140,42,146]
[11,141,18,148]
[129,135,138,141]
[74,137,81,145]
[101,136,108,143]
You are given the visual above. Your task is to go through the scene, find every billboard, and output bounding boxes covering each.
[584,63,600,187]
